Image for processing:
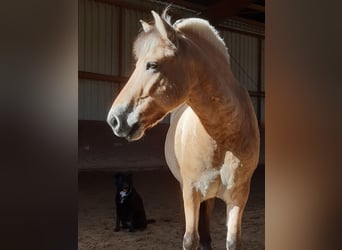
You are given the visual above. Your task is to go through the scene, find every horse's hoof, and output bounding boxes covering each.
[199,245,212,250]
[183,233,199,250]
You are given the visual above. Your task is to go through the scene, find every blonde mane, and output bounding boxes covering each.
[173,18,230,64]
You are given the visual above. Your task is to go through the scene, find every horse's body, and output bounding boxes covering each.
[107,10,259,250]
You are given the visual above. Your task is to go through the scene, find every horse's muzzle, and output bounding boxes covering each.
[107,106,142,141]
[107,113,129,138]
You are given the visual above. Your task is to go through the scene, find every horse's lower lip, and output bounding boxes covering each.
[126,123,142,141]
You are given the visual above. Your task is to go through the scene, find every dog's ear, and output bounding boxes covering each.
[114,172,122,182]
[121,172,133,184]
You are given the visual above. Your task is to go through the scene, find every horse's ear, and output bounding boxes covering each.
[140,20,152,33]
[151,10,176,44]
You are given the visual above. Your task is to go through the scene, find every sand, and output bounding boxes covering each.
[78,168,264,250]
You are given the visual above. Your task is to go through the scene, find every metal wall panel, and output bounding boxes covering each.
[79,79,119,121]
[79,0,119,75]
[220,30,259,92]
[223,19,264,36]
[261,39,265,92]
[261,98,265,125]
[79,0,121,121]
[121,8,150,77]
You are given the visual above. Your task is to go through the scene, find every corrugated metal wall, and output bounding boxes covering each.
[79,0,264,123]
[121,9,151,77]
[79,79,120,120]
[221,30,259,92]
[79,0,120,120]
[79,0,120,74]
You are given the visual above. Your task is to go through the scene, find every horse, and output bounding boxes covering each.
[107,9,260,250]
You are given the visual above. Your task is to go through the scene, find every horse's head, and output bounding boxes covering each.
[107,11,189,141]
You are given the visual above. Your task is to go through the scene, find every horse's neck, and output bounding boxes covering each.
[188,79,243,142]
[185,42,245,144]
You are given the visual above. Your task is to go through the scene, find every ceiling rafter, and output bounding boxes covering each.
[201,0,253,26]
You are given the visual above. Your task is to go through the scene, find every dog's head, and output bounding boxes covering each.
[114,173,133,193]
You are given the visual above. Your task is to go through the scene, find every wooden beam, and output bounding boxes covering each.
[248,3,265,12]
[118,7,123,76]
[257,38,262,124]
[202,0,252,25]
[169,0,207,12]
[78,71,265,98]
[249,90,265,98]
[95,0,150,14]
[231,16,265,28]
[218,24,264,39]
[78,71,127,84]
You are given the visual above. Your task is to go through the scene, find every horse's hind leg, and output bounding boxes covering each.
[198,198,215,250]
[182,186,201,250]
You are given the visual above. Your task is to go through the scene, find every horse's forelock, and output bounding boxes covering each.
[133,19,177,60]
[133,29,160,60]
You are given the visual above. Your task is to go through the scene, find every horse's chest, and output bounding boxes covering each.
[174,130,241,199]
[166,106,243,199]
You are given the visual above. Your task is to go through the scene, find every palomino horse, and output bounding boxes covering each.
[107,9,260,250]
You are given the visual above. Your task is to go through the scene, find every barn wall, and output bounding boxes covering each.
[221,30,259,92]
[78,0,119,75]
[79,0,120,120]
[121,9,151,77]
[79,0,264,125]
[78,79,119,121]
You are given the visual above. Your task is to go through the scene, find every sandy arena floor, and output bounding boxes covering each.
[78,122,264,249]
[78,167,264,250]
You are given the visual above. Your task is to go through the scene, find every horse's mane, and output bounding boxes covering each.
[134,9,230,64]
[169,14,230,64]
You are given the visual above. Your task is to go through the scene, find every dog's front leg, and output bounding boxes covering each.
[127,215,135,232]
[114,199,121,232]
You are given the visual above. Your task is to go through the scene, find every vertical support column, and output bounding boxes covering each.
[118,6,123,91]
[257,38,262,126]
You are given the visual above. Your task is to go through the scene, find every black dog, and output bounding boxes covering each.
[114,173,154,232]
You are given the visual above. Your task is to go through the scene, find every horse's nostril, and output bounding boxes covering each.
[111,115,119,129]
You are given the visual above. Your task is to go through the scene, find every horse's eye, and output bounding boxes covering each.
[146,62,158,71]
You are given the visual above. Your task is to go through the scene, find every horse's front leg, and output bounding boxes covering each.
[224,183,250,250]
[226,204,243,250]
[182,185,201,250]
